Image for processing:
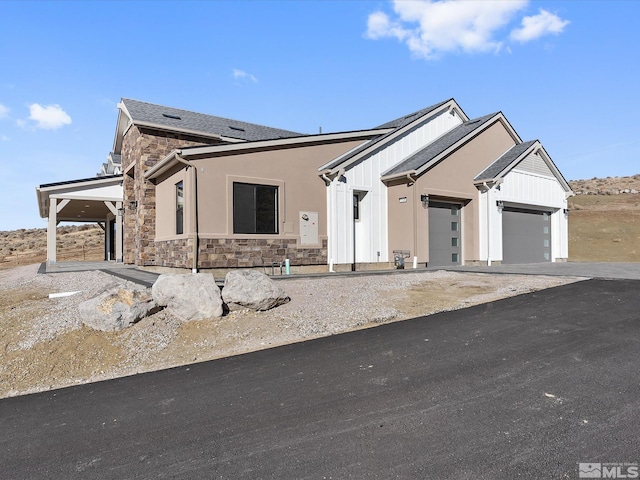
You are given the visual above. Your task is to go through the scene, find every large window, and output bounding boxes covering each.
[233,183,278,234]
[176,181,184,235]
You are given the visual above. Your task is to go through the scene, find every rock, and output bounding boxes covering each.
[222,270,290,311]
[152,273,223,321]
[79,286,159,332]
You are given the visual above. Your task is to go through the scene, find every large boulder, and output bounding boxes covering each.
[222,270,290,311]
[79,286,159,332]
[152,273,224,321]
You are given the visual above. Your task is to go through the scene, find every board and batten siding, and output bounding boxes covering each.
[493,152,569,262]
[327,109,463,265]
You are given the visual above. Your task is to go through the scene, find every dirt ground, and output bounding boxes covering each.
[568,194,640,262]
[0,264,581,398]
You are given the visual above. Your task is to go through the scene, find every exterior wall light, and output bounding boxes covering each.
[420,194,429,206]
[496,200,504,211]
[117,207,125,216]
[129,201,138,210]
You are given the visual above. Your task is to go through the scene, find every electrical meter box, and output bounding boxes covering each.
[299,211,318,245]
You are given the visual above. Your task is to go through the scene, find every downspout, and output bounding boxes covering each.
[407,173,417,261]
[320,173,335,271]
[175,151,199,273]
[483,182,491,267]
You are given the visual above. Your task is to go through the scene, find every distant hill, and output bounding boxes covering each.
[1,174,639,269]
[569,173,640,195]
[567,173,640,262]
[0,224,104,269]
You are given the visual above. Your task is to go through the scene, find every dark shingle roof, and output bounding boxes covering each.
[474,140,537,181]
[320,99,454,172]
[121,98,303,142]
[382,113,498,177]
[108,152,121,165]
[374,99,453,129]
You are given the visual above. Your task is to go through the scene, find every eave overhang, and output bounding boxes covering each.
[380,112,521,183]
[319,98,468,174]
[144,129,385,182]
[473,140,572,193]
[36,174,124,218]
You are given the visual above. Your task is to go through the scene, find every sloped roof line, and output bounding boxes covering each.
[381,112,502,179]
[473,140,538,182]
[319,98,465,173]
[474,140,572,192]
[119,98,304,143]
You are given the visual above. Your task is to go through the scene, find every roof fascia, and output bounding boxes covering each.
[112,101,132,155]
[381,112,514,182]
[38,175,123,192]
[36,175,123,218]
[529,143,572,192]
[144,129,387,181]
[325,99,465,174]
[473,142,538,185]
[132,120,241,143]
[473,140,572,193]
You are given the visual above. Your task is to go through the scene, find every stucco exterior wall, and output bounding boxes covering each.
[153,139,366,269]
[388,120,517,264]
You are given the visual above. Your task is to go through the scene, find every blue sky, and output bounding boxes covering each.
[1,0,638,231]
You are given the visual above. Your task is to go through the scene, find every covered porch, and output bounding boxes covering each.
[36,175,124,265]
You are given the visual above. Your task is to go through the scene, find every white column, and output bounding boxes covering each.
[105,218,112,261]
[47,199,57,264]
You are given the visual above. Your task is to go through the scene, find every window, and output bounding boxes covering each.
[353,194,360,221]
[233,183,278,234]
[176,181,184,235]
[451,221,459,231]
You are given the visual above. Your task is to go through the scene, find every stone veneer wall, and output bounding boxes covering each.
[120,126,216,266]
[154,238,194,269]
[154,238,328,270]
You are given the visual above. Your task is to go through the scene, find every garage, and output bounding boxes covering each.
[502,207,551,264]
[428,201,462,267]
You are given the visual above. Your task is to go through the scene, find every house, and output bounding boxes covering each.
[36,97,572,271]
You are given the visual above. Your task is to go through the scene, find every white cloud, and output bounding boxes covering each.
[510,9,570,42]
[0,134,9,141]
[366,0,568,59]
[27,103,72,130]
[232,68,258,83]
[0,104,9,119]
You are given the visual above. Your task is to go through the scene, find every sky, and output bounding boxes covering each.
[1,0,639,231]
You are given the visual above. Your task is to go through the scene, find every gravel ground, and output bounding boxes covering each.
[0,264,584,398]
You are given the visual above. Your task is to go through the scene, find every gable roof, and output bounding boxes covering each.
[113,98,304,154]
[474,140,537,182]
[474,140,572,192]
[319,98,467,173]
[381,112,506,180]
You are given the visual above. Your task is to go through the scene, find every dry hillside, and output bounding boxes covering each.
[568,174,640,262]
[1,174,639,267]
[0,224,104,270]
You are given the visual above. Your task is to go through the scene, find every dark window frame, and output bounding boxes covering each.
[233,182,279,235]
[176,181,184,235]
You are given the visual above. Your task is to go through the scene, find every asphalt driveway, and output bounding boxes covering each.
[2,278,639,479]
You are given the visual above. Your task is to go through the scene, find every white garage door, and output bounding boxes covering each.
[502,207,551,264]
